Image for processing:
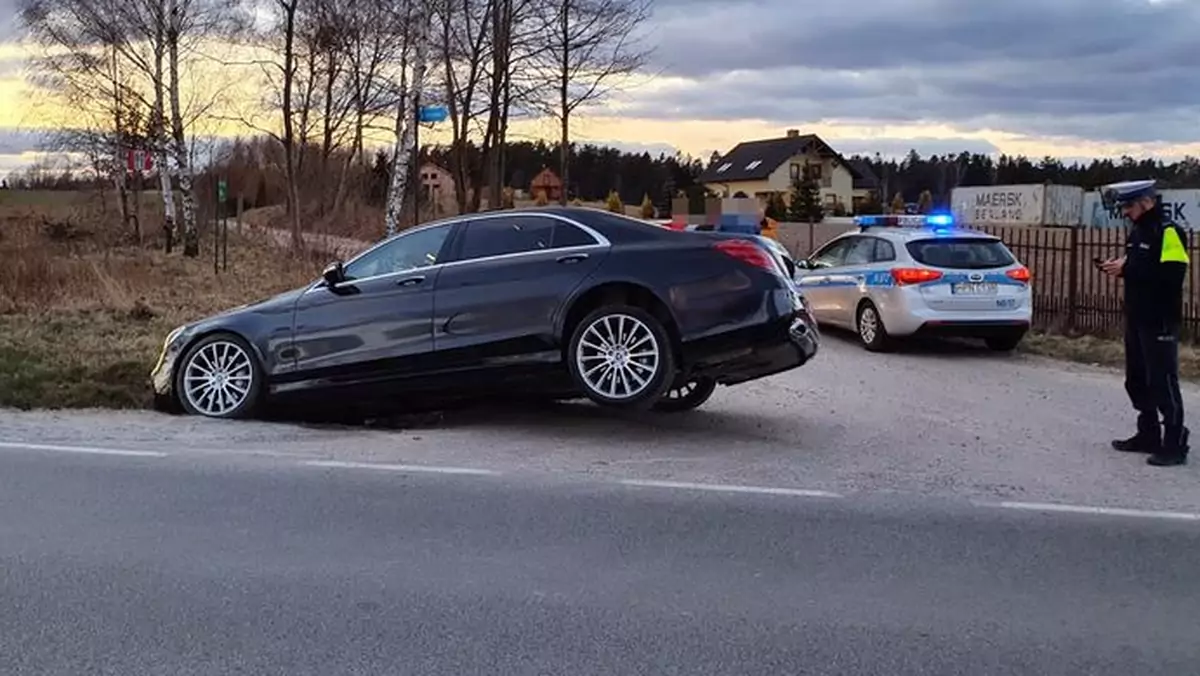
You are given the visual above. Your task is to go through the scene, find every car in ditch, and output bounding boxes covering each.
[151,207,820,419]
[794,214,1032,351]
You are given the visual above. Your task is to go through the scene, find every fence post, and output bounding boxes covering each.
[1067,225,1079,333]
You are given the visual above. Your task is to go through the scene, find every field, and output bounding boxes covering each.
[0,190,325,409]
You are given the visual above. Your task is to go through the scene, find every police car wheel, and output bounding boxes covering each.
[653,377,717,413]
[568,304,676,410]
[856,301,891,352]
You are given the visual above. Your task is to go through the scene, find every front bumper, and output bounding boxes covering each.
[149,326,189,409]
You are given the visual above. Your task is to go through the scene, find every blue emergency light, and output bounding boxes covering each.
[855,213,955,231]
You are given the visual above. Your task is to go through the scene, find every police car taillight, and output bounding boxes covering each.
[891,267,943,285]
[1006,266,1031,283]
[713,240,776,272]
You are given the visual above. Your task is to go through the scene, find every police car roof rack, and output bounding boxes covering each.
[854,214,955,232]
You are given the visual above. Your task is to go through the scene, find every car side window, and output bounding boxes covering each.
[343,223,453,280]
[872,238,896,262]
[551,221,599,248]
[843,237,876,266]
[457,216,555,261]
[809,238,852,268]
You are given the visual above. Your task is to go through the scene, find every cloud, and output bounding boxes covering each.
[0,127,43,155]
[626,0,1200,146]
[585,139,680,157]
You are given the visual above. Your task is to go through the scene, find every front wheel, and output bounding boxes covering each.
[175,332,264,419]
[567,304,676,410]
[653,377,717,413]
[856,301,892,352]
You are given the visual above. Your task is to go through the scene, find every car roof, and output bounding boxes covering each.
[855,227,1000,242]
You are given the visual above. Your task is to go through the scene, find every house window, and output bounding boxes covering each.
[716,162,732,173]
[805,164,823,180]
[745,160,761,170]
[789,164,801,179]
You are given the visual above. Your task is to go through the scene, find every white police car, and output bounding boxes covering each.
[793,214,1032,351]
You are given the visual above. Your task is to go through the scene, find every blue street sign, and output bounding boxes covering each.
[418,105,449,123]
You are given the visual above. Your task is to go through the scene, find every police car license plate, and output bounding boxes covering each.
[951,282,997,295]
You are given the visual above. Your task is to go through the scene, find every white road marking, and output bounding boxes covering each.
[989,500,1200,522]
[619,479,843,499]
[301,460,500,476]
[0,441,168,458]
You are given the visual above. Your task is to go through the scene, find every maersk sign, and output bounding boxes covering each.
[1082,189,1200,229]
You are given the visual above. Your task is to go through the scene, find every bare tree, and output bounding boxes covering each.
[533,0,651,204]
[434,0,492,214]
[331,0,407,215]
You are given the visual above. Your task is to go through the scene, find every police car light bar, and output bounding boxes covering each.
[854,214,954,230]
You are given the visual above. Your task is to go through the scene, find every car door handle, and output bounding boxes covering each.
[556,253,589,264]
[395,276,425,287]
[855,275,865,284]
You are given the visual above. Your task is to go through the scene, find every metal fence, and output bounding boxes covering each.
[776,221,1200,343]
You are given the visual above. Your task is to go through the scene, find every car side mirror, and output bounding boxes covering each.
[795,259,813,271]
[322,261,345,286]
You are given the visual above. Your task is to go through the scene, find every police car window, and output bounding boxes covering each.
[457,216,554,261]
[905,238,1015,270]
[810,238,852,268]
[872,239,896,262]
[343,223,452,280]
[843,237,875,265]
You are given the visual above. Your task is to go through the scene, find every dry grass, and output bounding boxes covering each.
[1019,331,1200,380]
[0,190,324,410]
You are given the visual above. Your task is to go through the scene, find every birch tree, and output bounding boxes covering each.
[383,0,430,237]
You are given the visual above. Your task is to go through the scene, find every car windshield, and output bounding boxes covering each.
[904,237,1015,270]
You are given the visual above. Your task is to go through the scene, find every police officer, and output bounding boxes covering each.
[1099,180,1190,466]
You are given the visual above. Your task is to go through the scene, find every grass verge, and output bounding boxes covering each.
[1020,331,1200,380]
[0,190,325,409]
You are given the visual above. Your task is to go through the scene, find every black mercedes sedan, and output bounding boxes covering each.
[150,207,819,419]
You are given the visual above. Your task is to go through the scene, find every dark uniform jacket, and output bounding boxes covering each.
[1123,205,1190,329]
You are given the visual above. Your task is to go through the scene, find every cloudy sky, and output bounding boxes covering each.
[2,0,1200,170]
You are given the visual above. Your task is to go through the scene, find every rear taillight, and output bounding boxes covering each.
[1006,266,1031,283]
[713,240,776,272]
[890,267,943,285]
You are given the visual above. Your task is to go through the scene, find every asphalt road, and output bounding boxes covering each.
[2,446,1198,676]
[2,334,1198,512]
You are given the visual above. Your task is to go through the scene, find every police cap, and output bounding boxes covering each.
[1100,179,1157,210]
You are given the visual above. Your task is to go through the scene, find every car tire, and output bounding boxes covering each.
[856,301,892,352]
[568,304,676,411]
[175,332,264,419]
[653,377,717,413]
[984,332,1025,352]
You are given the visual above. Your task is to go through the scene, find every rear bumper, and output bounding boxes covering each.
[913,319,1030,339]
[879,287,1033,336]
[682,311,819,385]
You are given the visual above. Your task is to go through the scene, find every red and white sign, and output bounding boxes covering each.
[126,149,154,173]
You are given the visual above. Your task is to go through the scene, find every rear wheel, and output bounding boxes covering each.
[567,304,675,410]
[856,301,892,352]
[653,377,717,413]
[175,333,263,419]
[985,332,1025,352]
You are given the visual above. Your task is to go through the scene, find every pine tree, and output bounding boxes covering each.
[606,190,624,213]
[917,190,933,214]
[764,192,787,220]
[640,193,655,218]
[787,178,823,223]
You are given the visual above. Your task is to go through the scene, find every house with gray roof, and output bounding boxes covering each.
[699,130,880,212]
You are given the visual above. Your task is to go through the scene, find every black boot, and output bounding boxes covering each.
[1112,433,1160,453]
[1113,414,1161,453]
[1148,426,1188,467]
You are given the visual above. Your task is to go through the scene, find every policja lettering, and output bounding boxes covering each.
[1099,179,1191,467]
